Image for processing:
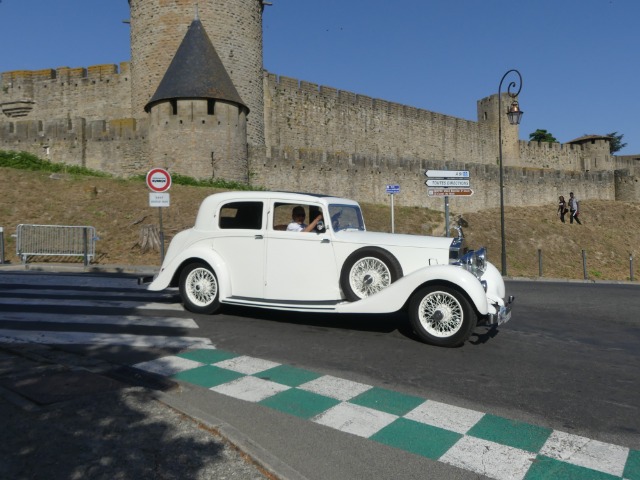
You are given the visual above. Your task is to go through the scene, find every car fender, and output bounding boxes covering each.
[481,261,506,309]
[148,247,232,299]
[336,265,489,315]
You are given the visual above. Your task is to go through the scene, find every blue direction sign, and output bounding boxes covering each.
[386,184,400,194]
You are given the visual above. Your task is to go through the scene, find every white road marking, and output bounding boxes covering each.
[313,402,397,438]
[0,329,212,349]
[0,299,184,310]
[0,312,197,328]
[440,436,535,480]
[210,376,290,402]
[539,430,629,477]
[405,400,485,434]
[298,375,372,401]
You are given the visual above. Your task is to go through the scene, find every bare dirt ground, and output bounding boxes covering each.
[2,167,639,281]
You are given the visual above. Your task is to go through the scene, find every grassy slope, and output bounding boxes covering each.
[1,167,639,281]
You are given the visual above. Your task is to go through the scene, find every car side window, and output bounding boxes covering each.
[219,201,264,230]
[272,202,324,232]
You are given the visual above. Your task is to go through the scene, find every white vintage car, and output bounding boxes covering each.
[148,191,513,347]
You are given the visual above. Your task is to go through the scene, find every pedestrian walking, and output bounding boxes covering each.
[557,195,568,223]
[568,192,582,225]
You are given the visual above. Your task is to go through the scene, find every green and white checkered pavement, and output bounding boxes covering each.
[134,348,639,480]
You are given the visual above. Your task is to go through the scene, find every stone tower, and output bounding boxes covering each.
[477,93,521,165]
[145,17,249,181]
[128,0,265,147]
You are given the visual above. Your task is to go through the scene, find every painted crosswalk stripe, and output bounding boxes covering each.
[0,330,213,349]
[0,312,198,328]
[0,298,184,310]
[133,348,639,480]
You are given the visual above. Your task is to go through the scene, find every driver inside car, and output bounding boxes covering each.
[287,206,323,232]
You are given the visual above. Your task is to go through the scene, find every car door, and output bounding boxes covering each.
[264,201,340,301]
[211,200,265,299]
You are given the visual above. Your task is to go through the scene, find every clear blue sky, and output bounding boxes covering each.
[1,0,638,154]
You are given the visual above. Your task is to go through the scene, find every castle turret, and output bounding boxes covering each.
[128,0,265,147]
[145,17,249,182]
[477,93,521,165]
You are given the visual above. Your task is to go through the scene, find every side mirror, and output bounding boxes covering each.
[316,220,325,232]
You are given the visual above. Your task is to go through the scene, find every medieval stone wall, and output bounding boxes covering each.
[2,62,636,211]
[148,99,248,181]
[263,73,501,166]
[1,63,131,122]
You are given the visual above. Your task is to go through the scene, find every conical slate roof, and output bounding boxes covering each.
[144,19,248,112]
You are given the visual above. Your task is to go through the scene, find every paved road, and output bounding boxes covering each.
[1,270,639,479]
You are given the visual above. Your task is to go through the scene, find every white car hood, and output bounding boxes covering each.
[333,230,454,250]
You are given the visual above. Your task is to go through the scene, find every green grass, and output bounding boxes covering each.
[0,150,111,177]
[0,150,261,190]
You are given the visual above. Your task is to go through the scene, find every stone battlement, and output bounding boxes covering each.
[1,62,130,88]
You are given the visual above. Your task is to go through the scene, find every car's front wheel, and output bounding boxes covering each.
[408,285,476,347]
[340,248,402,301]
[179,262,220,314]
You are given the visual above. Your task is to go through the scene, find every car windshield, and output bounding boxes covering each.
[328,204,365,231]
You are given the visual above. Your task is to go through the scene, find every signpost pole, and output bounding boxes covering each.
[391,193,395,234]
[385,184,400,233]
[444,196,450,237]
[146,168,172,264]
[158,208,165,262]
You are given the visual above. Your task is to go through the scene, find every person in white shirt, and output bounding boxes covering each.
[568,192,582,225]
[287,206,323,232]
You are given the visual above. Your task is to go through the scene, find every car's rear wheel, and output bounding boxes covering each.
[408,285,476,347]
[340,248,402,301]
[179,262,220,314]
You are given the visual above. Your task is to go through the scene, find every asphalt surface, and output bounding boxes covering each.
[0,342,280,480]
[2,262,639,480]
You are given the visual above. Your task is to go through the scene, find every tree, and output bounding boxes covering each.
[606,131,627,154]
[529,129,557,143]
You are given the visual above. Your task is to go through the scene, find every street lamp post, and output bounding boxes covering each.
[498,69,524,276]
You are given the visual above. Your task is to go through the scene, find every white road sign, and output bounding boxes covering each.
[425,179,470,187]
[425,170,470,178]
[149,192,170,207]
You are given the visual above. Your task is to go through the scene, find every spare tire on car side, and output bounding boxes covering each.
[340,247,403,301]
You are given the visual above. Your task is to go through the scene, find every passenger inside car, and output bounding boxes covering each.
[287,205,323,232]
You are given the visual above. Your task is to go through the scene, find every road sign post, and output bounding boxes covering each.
[385,184,400,233]
[425,170,472,237]
[146,168,172,262]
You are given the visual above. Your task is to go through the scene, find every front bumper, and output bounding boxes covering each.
[485,295,514,326]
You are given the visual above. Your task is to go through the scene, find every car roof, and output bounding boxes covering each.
[193,191,361,229]
[200,191,357,204]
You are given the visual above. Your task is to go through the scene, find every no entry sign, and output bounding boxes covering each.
[146,168,172,193]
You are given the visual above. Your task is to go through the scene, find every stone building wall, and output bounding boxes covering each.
[148,99,248,181]
[0,63,131,122]
[263,74,502,167]
[249,147,616,213]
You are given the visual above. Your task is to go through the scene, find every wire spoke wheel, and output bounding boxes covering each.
[417,291,463,337]
[185,267,218,306]
[348,256,391,298]
[179,262,220,314]
[409,286,476,347]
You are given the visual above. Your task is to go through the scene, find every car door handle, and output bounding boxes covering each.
[321,238,330,244]
[254,235,263,240]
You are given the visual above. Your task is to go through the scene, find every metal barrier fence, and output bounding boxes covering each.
[16,224,97,265]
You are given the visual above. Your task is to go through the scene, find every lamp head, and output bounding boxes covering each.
[507,100,523,125]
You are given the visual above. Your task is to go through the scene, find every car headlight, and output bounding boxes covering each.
[455,247,487,279]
